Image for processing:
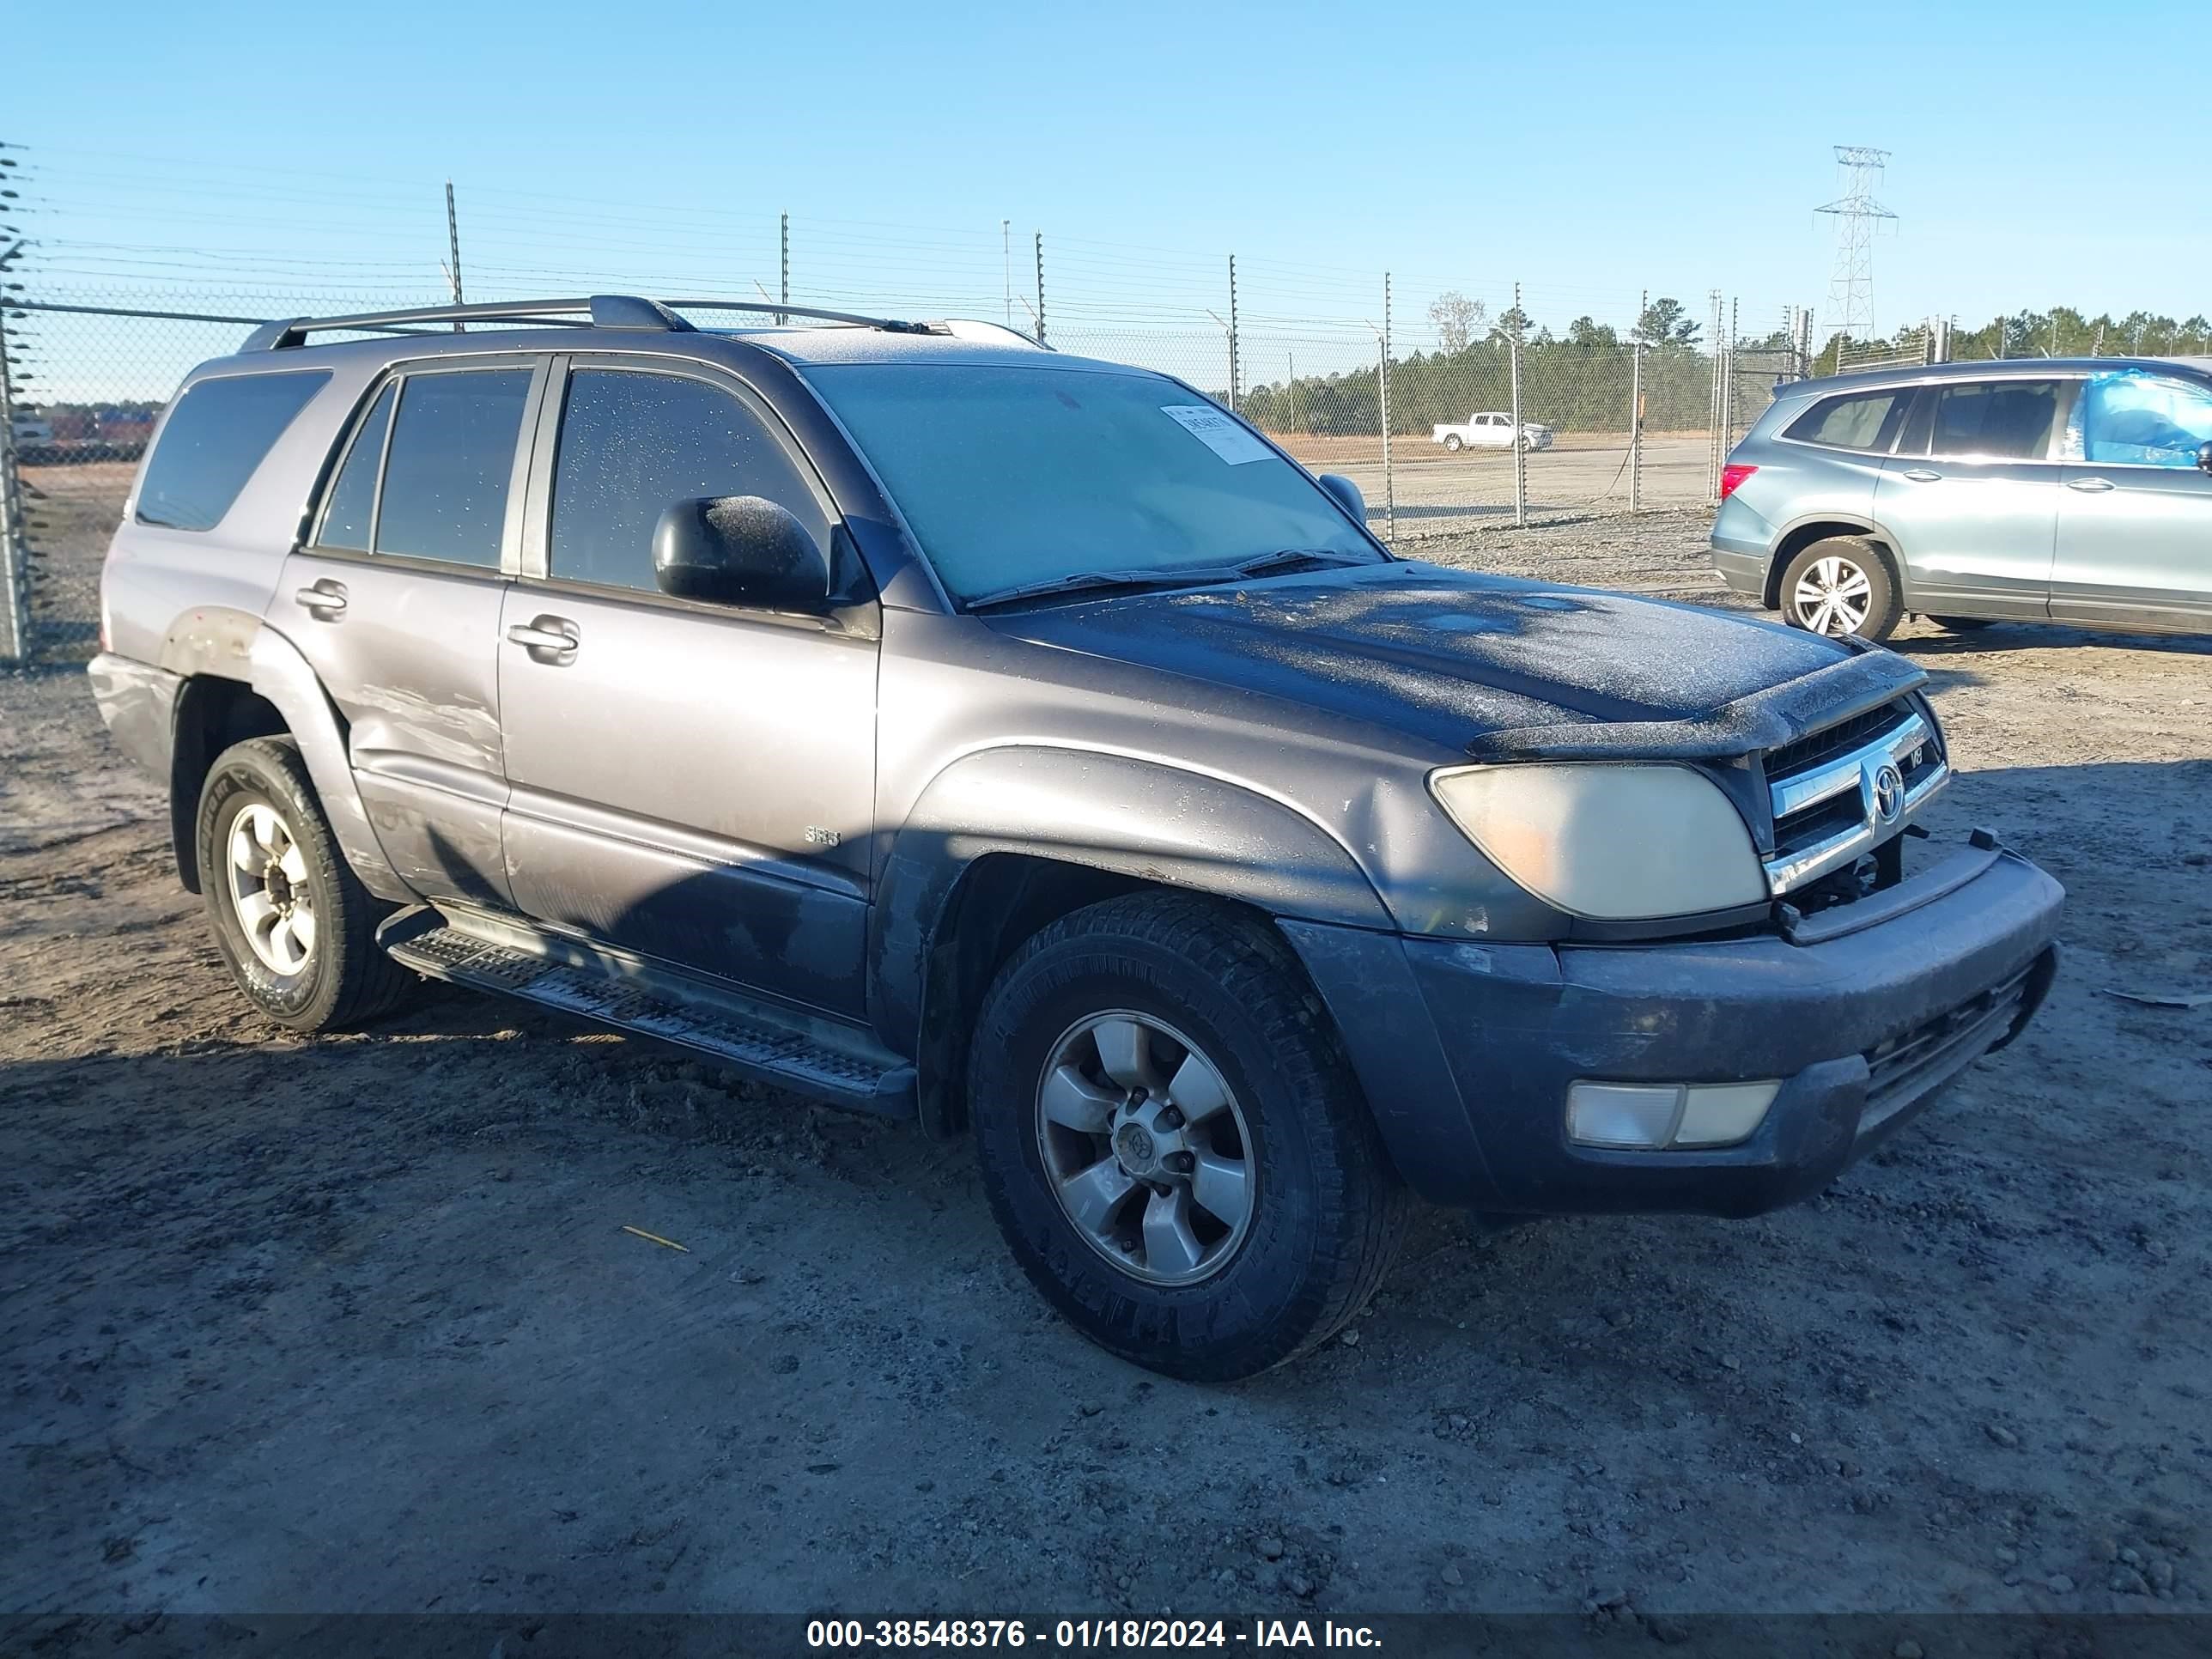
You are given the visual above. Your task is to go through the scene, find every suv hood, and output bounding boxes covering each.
[988,562,1923,757]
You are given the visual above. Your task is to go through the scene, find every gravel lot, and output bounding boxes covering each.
[4,510,2209,1626]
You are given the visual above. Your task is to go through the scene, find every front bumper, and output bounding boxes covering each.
[1282,845,2063,1218]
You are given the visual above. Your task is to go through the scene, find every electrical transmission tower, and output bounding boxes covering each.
[1816,145,1896,344]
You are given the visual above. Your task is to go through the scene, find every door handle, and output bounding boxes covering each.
[1899,468,1942,483]
[507,617,580,662]
[2065,476,2115,493]
[293,580,348,617]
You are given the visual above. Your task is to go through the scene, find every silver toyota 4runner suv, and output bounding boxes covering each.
[91,295,2063,1380]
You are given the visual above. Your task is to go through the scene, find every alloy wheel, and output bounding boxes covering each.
[1791,555,1873,636]
[1035,1011,1255,1286]
[226,802,318,975]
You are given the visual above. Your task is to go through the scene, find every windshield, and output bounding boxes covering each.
[803,362,1382,601]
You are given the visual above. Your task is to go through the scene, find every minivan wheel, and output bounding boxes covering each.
[1779,536,1900,641]
[197,737,416,1033]
[969,893,1408,1382]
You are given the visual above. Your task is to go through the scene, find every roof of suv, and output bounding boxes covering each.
[1791,356,2212,395]
[220,294,1109,374]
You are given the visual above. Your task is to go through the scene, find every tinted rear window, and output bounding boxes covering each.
[315,382,396,552]
[135,371,331,532]
[1784,389,1904,451]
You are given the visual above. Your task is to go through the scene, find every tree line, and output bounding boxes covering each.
[1235,294,1741,438]
[1816,307,2212,375]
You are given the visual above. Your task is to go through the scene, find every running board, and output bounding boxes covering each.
[377,907,916,1118]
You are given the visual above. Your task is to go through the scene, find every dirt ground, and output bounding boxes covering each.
[4,510,2209,1626]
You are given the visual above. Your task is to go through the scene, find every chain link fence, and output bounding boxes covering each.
[1,289,1797,665]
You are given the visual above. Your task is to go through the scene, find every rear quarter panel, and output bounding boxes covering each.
[1725,396,1889,571]
[102,357,379,672]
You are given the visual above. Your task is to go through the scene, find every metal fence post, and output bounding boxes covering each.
[779,212,790,325]
[1378,271,1395,544]
[443,182,465,331]
[0,299,28,665]
[1629,289,1645,516]
[1706,290,1724,501]
[1723,295,1739,449]
[1510,282,1527,528]
[1034,233,1047,348]
[1226,254,1239,413]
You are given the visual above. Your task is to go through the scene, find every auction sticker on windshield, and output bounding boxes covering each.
[1161,404,1273,465]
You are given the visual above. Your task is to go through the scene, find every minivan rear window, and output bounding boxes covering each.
[1783,389,1905,452]
[135,371,331,532]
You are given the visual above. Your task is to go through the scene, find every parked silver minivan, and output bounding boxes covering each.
[1711,358,2212,639]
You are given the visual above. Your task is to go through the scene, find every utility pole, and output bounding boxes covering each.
[443,181,465,331]
[1034,232,1047,347]
[779,212,789,325]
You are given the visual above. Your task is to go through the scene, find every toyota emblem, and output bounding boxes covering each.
[1872,763,1905,824]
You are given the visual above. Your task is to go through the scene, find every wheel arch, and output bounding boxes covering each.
[1765,517,1905,610]
[168,672,288,892]
[873,744,1395,1139]
[241,624,413,902]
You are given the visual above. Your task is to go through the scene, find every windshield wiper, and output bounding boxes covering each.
[963,565,1242,611]
[963,550,1372,611]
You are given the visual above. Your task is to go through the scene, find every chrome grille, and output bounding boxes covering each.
[1764,701,1948,895]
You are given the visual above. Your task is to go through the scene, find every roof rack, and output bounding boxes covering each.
[240,294,939,351]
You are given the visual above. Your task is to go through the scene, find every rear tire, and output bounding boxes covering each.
[1443,434,1463,453]
[197,737,416,1033]
[969,892,1408,1382]
[1778,536,1900,641]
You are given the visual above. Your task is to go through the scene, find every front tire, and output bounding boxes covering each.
[969,893,1408,1382]
[1779,536,1901,641]
[197,736,416,1032]
[1443,434,1463,453]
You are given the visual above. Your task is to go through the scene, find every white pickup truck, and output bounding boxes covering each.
[1431,411,1553,453]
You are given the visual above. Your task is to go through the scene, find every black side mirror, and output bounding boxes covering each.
[1317,472,1367,524]
[652,495,830,611]
[2197,441,2212,475]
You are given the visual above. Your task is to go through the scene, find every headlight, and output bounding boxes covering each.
[1428,763,1768,920]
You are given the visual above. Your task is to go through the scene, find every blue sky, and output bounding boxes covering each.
[8,0,2206,362]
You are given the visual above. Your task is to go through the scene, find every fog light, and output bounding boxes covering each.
[1566,1080,1781,1151]
[1673,1081,1780,1148]
[1565,1082,1680,1150]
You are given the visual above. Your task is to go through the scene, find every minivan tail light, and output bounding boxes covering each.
[1719,464,1757,500]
